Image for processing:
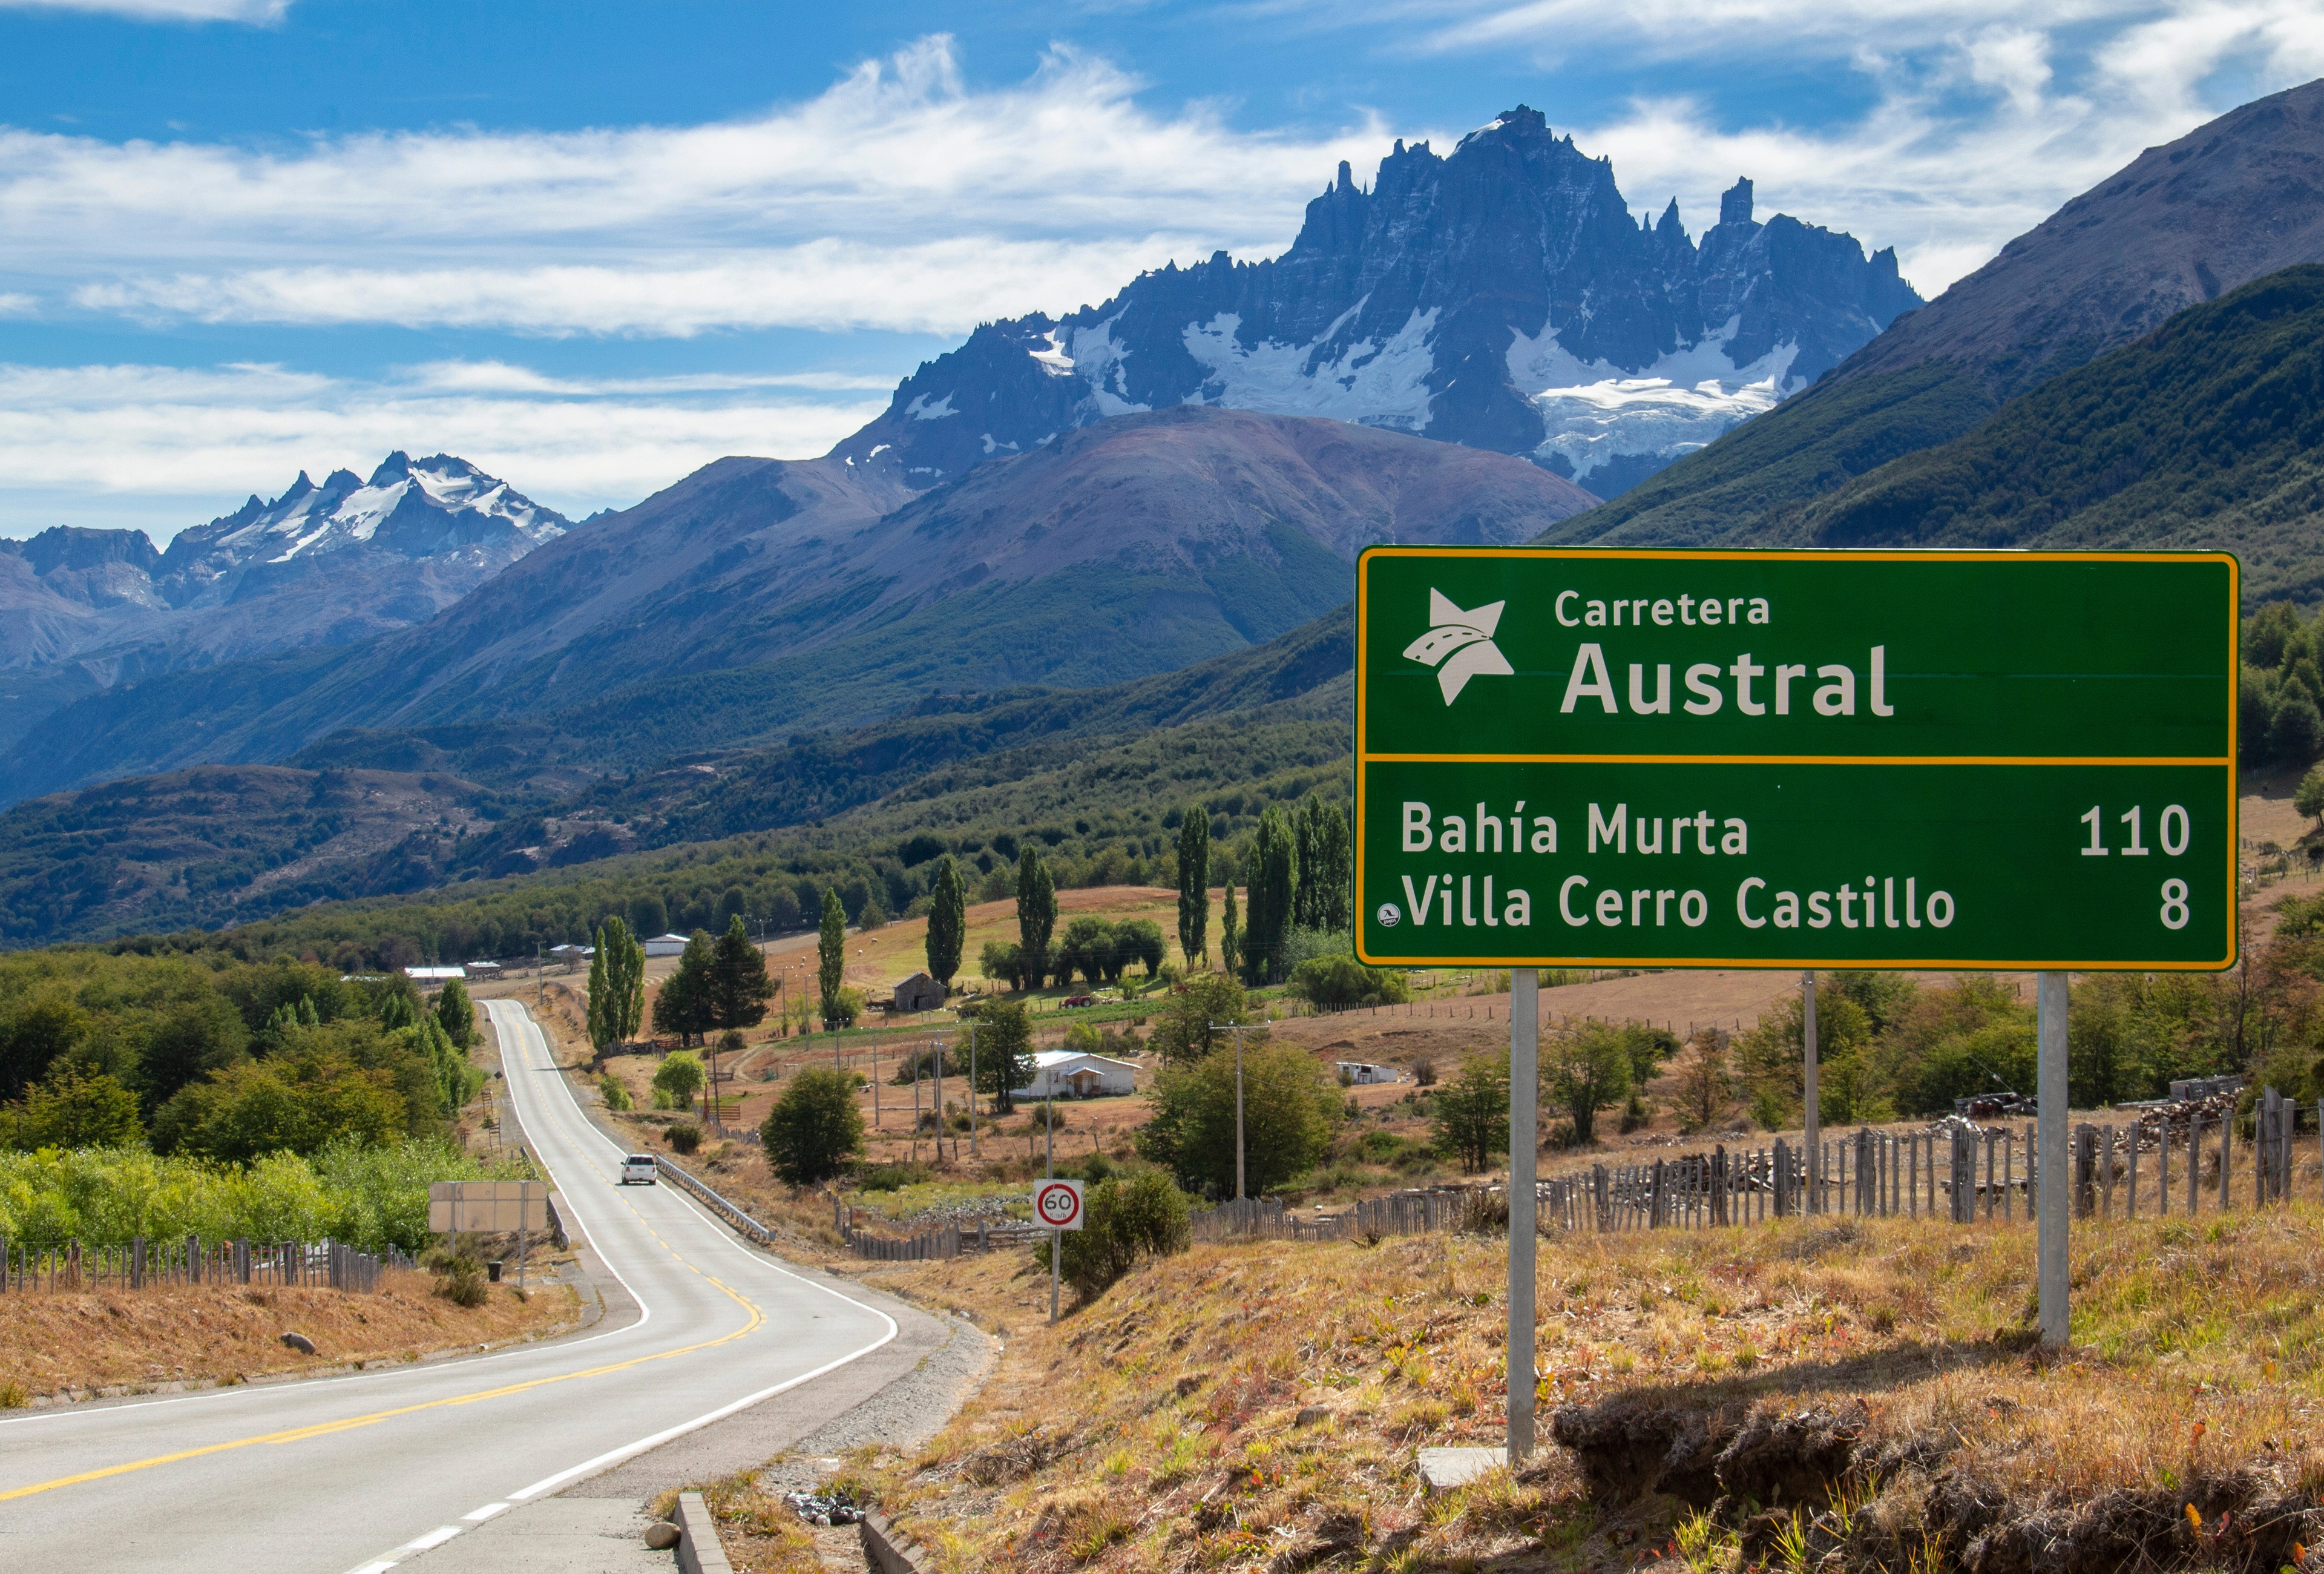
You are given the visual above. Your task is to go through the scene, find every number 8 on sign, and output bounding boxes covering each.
[1034,1179,1085,1230]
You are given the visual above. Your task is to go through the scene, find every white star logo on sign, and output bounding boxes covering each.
[1402,588,1513,703]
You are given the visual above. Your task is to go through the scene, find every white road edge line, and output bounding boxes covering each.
[0,1004,661,1437]
[402,1527,461,1551]
[492,999,902,1501]
[461,1503,510,1522]
[345,1561,398,1573]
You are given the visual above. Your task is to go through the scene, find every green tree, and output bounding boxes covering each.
[926,854,967,988]
[1146,972,1263,1065]
[652,1050,706,1111]
[1431,1055,1509,1174]
[1135,1039,1338,1197]
[2299,765,2324,829]
[1219,883,1241,980]
[709,915,773,1032]
[979,940,1028,992]
[587,932,615,1056]
[1,1066,146,1151]
[1543,1019,1632,1145]
[154,1050,408,1162]
[1056,916,1118,986]
[1292,794,1350,933]
[1290,954,1411,1008]
[629,892,669,940]
[818,888,847,1027]
[0,995,90,1101]
[1175,805,1210,966]
[590,917,646,1052]
[1243,805,1297,983]
[761,1066,865,1186]
[435,977,476,1050]
[967,998,1036,1111]
[1016,846,1057,990]
[1115,918,1166,978]
[654,931,717,1045]
[1040,1169,1192,1303]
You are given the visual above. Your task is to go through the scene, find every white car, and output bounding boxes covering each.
[620,1154,658,1185]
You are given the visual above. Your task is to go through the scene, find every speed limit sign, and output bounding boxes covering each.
[1033,1179,1085,1231]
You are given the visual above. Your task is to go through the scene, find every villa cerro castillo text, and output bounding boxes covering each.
[1351,547,2241,972]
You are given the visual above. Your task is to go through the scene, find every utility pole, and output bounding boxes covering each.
[934,1035,945,1165]
[1802,972,1819,1214]
[968,1022,979,1157]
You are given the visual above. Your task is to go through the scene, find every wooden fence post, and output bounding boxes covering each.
[2074,1125,2097,1218]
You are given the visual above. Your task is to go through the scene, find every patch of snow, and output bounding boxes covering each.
[1028,331,1077,378]
[1180,306,1439,433]
[905,392,957,421]
[1505,318,1804,482]
[1062,317,1150,418]
[868,443,890,458]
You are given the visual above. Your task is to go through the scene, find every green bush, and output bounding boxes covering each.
[597,1072,633,1111]
[1290,954,1411,1009]
[1036,1168,1191,1303]
[761,1067,864,1187]
[652,1050,705,1109]
[666,1122,702,1155]
[854,1161,933,1192]
[1135,1039,1339,1196]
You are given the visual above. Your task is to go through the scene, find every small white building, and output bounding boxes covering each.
[644,932,692,958]
[404,966,466,989]
[1336,1061,1395,1085]
[1014,1050,1138,1099]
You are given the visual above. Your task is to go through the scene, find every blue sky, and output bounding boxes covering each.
[1,0,2318,540]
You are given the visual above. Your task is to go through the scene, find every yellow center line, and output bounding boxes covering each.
[2,1236,763,1503]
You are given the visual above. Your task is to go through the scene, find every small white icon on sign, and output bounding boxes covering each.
[1376,903,1400,927]
[1402,588,1513,703]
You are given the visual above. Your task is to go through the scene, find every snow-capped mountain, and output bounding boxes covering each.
[0,452,568,753]
[835,107,1921,499]
[156,451,565,606]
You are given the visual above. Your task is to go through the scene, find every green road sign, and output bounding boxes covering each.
[1353,548,2239,971]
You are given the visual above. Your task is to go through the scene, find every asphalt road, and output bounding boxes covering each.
[0,999,901,1573]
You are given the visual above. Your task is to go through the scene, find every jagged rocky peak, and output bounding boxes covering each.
[833,106,1920,500]
[152,452,571,606]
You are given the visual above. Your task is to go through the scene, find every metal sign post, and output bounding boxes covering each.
[1035,1178,1084,1326]
[1350,545,2239,1382]
[2036,971,2070,1345]
[1507,969,1538,1462]
[1803,972,1819,1213]
[1210,1020,1249,1199]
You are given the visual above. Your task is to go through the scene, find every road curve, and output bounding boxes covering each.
[0,999,897,1573]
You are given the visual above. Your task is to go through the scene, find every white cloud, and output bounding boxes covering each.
[0,0,287,18]
[1,36,1393,337]
[0,360,884,538]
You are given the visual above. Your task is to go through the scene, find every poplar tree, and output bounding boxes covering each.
[926,854,967,988]
[1219,882,1241,981]
[818,887,847,1027]
[591,917,646,1052]
[586,935,614,1057]
[1015,845,1057,990]
[1175,805,1210,967]
[1244,804,1297,984]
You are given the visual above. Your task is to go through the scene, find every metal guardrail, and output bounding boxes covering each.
[653,1156,774,1245]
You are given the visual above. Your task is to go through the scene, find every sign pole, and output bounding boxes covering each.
[1508,968,1538,1463]
[2037,971,2070,1346]
[1802,972,1819,1214]
[1047,1081,1058,1326]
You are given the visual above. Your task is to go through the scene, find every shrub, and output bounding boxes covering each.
[855,1161,933,1192]
[1037,1168,1191,1302]
[1413,1056,1437,1087]
[598,1072,634,1111]
[652,1051,706,1110]
[1135,1039,1339,1196]
[761,1067,865,1187]
[1431,1056,1510,1174]
[436,1257,487,1307]
[666,1122,702,1155]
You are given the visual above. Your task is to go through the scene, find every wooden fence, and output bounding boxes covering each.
[843,1217,1044,1261]
[1187,1091,2323,1245]
[0,1235,409,1294]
